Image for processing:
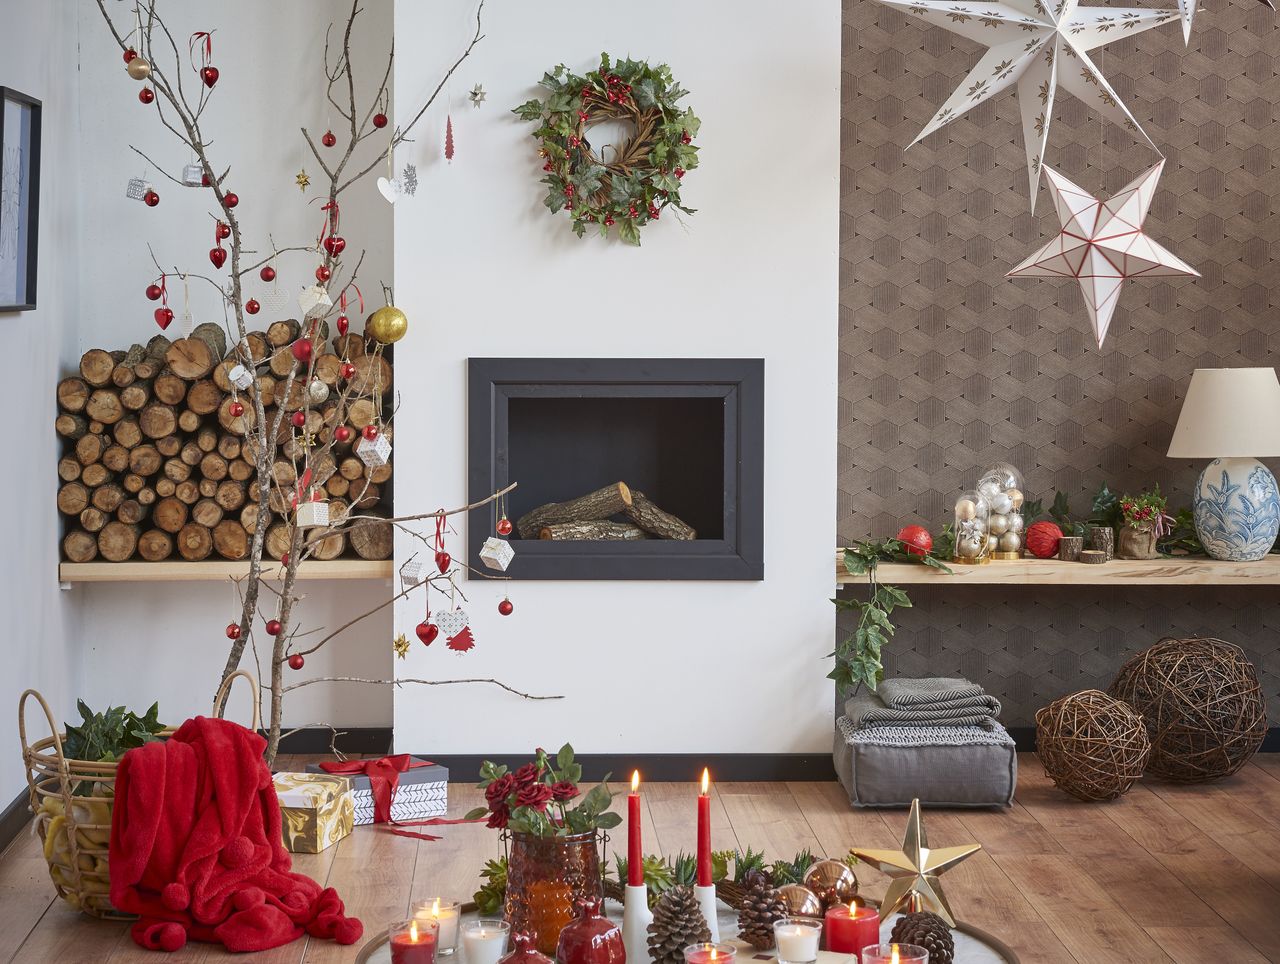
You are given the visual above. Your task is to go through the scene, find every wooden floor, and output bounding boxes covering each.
[3,753,1280,963]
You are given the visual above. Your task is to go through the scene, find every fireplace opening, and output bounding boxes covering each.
[468,358,763,580]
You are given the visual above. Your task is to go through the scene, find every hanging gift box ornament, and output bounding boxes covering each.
[125,177,150,200]
[298,284,332,319]
[296,499,331,528]
[480,536,515,572]
[436,608,475,653]
[228,364,253,390]
[400,557,426,587]
[357,432,391,467]
[182,163,204,186]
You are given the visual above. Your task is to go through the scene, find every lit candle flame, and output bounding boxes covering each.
[709,947,718,962]
[410,920,420,942]
[700,767,710,795]
[632,770,640,792]
[890,946,900,964]
[849,898,859,912]
[431,898,441,918]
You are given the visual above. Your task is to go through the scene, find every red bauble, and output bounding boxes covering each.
[201,173,210,187]
[224,192,239,207]
[334,425,351,442]
[225,622,241,640]
[896,524,934,558]
[1026,521,1065,559]
[280,552,290,566]
[291,411,306,428]
[216,220,231,240]
[145,283,163,301]
[323,235,346,257]
[139,87,155,105]
[245,298,260,315]
[498,598,514,616]
[321,130,337,147]
[154,307,174,330]
[315,265,331,282]
[228,401,244,417]
[415,621,438,646]
[336,314,349,335]
[209,246,227,269]
[143,189,160,207]
[260,265,276,282]
[201,65,219,88]
[291,339,313,363]
[123,47,137,63]
[496,517,513,536]
[373,112,388,129]
[340,362,356,380]
[288,653,305,671]
[266,619,282,635]
[362,425,378,441]
[435,550,451,573]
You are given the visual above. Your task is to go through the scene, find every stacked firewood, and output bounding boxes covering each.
[515,481,697,541]
[56,322,393,563]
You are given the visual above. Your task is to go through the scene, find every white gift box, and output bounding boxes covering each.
[401,557,426,586]
[305,758,449,826]
[357,433,392,467]
[479,537,514,572]
[229,364,254,390]
[296,500,331,528]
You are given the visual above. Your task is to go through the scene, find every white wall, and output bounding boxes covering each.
[391,1,841,754]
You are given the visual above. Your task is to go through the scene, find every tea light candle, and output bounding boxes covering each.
[461,919,509,964]
[824,900,880,956]
[415,898,461,955]
[682,941,737,964]
[391,917,438,964]
[774,917,823,964]
[860,943,930,964]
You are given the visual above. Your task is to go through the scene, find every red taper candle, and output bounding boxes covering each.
[628,770,644,886]
[696,767,712,887]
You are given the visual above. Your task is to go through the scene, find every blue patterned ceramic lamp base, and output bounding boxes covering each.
[1193,457,1280,561]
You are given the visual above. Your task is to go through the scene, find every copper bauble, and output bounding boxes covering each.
[776,884,823,918]
[365,304,408,344]
[126,56,152,80]
[803,859,859,909]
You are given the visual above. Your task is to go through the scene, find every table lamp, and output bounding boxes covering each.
[1167,368,1280,561]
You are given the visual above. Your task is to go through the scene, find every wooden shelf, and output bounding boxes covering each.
[59,560,393,583]
[834,551,1280,586]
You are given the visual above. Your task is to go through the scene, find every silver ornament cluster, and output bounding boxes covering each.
[978,463,1026,558]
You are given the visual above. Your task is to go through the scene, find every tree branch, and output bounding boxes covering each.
[282,677,565,700]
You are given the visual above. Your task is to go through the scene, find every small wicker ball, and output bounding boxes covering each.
[1035,690,1151,801]
[1109,637,1267,783]
[1025,521,1064,559]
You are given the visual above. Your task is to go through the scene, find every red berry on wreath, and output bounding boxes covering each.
[145,283,163,301]
[416,621,438,646]
[340,362,356,380]
[139,86,155,105]
[373,112,388,128]
[124,47,137,63]
[245,298,260,315]
[291,338,313,363]
[315,265,331,282]
[321,129,337,147]
[681,130,692,144]
[143,189,160,207]
[1026,521,1064,559]
[498,598,514,616]
[648,205,660,219]
[604,215,615,226]
[260,265,276,282]
[228,400,244,417]
[224,192,239,207]
[334,425,351,443]
[225,622,241,640]
[291,411,306,428]
[896,524,933,557]
[288,653,305,670]
[496,517,513,536]
[336,314,349,335]
[675,168,685,179]
[362,425,379,441]
[543,162,553,172]
[266,619,282,636]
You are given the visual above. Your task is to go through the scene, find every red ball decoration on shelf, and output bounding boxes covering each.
[321,129,337,148]
[339,362,356,380]
[123,47,138,63]
[209,247,227,269]
[260,265,276,282]
[216,220,231,240]
[291,411,306,428]
[228,401,244,417]
[266,619,282,636]
[334,425,351,442]
[245,298,260,315]
[145,283,163,301]
[1026,521,1065,559]
[496,517,513,536]
[139,87,155,105]
[154,307,174,330]
[143,189,160,207]
[224,192,239,207]
[291,338,313,363]
[288,653,305,671]
[315,265,331,283]
[201,65,219,88]
[896,524,934,557]
[373,112,388,129]
[225,622,241,640]
[498,598,514,616]
[415,621,438,646]
[362,425,378,441]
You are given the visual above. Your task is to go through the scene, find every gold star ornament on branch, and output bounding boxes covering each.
[393,633,410,660]
[295,169,311,192]
[876,0,1181,208]
[850,798,981,927]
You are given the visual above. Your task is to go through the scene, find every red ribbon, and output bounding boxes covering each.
[189,31,213,69]
[318,755,482,841]
[314,197,340,246]
[435,511,447,553]
[340,283,363,315]
[157,274,167,308]
[295,466,313,505]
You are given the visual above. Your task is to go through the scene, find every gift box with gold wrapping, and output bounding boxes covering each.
[271,772,354,853]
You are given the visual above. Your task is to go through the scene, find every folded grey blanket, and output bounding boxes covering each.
[844,686,1000,730]
[879,677,987,707]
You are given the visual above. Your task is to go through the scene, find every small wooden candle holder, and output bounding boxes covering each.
[1058,536,1084,561]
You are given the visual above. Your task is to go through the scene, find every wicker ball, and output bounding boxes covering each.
[1035,690,1151,801]
[1109,637,1267,783]
[1025,521,1064,559]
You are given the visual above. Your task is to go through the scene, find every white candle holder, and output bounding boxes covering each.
[693,884,720,942]
[623,883,653,964]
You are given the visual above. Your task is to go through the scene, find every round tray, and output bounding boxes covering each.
[355,901,1019,963]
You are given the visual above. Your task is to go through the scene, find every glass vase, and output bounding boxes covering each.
[504,831,603,956]
[979,462,1026,559]
[952,490,991,564]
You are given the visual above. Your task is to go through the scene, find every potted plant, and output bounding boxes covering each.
[1117,487,1174,559]
[466,745,619,954]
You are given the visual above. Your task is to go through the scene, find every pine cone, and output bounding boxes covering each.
[737,881,788,949]
[889,911,954,964]
[648,885,711,964]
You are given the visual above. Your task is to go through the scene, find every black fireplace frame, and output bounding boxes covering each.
[468,358,764,580]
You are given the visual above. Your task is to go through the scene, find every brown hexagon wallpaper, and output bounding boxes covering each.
[838,0,1280,723]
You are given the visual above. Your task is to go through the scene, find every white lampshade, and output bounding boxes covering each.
[1167,367,1280,458]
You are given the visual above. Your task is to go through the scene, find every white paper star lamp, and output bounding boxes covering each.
[876,0,1181,206]
[1006,160,1198,348]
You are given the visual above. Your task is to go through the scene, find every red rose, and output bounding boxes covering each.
[513,763,542,786]
[486,774,516,805]
[514,783,554,811]
[550,781,580,802]
[486,805,510,829]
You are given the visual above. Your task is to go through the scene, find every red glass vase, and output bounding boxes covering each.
[556,898,624,964]
[499,931,555,964]
[505,831,603,956]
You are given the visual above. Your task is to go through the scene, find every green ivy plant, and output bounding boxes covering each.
[63,700,165,764]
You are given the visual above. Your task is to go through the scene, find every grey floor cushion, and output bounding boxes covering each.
[833,716,1017,808]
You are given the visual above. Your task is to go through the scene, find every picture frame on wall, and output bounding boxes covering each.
[0,87,41,312]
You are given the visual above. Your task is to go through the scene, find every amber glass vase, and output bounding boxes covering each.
[504,831,603,955]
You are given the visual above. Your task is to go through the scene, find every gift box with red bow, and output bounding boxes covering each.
[306,755,447,826]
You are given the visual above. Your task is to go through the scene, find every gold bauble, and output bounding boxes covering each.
[126,57,152,80]
[365,305,408,344]
[776,884,823,918]
[1008,487,1024,509]
[955,498,977,521]
[802,858,859,909]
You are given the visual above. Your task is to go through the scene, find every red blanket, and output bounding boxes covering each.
[110,715,362,952]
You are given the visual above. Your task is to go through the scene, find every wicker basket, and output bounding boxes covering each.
[19,670,260,918]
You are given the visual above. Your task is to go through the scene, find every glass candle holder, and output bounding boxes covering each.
[390,916,439,964]
[824,900,880,955]
[773,917,823,964]
[414,898,462,955]
[462,919,510,964]
[952,490,991,563]
[979,462,1025,560]
[861,944,930,964]
[682,942,737,964]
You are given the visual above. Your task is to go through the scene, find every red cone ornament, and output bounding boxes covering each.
[209,247,227,269]
[435,550,451,573]
[201,65,219,88]
[336,314,349,335]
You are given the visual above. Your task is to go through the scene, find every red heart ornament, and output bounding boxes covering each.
[154,307,174,330]
[201,65,219,88]
[336,314,349,335]
[415,621,439,646]
[323,236,346,256]
[209,247,227,269]
[435,550,451,573]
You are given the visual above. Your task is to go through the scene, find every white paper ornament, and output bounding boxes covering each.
[182,163,204,186]
[376,176,399,204]
[479,537,515,572]
[228,364,254,390]
[400,557,426,587]
[298,284,332,319]
[125,177,150,200]
[296,500,330,528]
[357,433,391,467]
[435,608,469,637]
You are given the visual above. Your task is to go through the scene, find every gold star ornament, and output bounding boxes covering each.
[850,798,981,926]
[295,169,311,192]
[393,633,410,659]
